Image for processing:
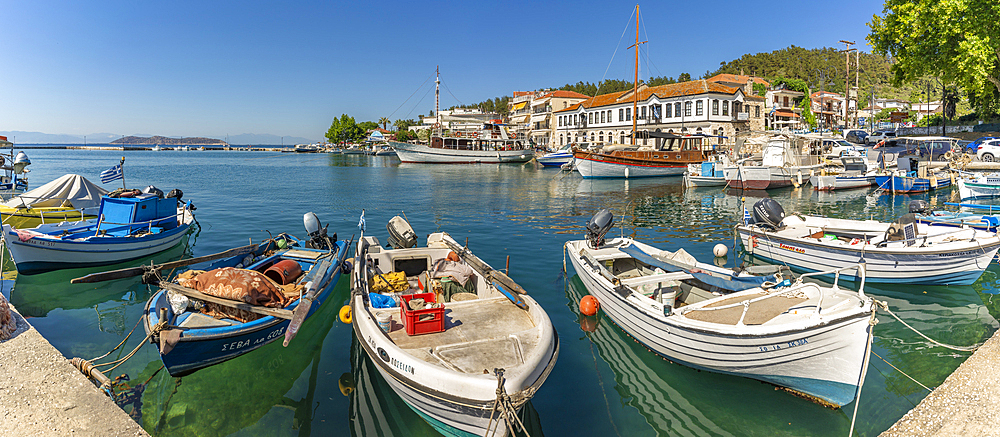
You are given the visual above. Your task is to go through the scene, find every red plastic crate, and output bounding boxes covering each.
[399,292,445,336]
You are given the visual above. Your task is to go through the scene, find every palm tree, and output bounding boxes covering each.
[378,117,390,131]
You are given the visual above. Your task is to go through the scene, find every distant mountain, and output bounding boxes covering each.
[225,133,316,145]
[0,131,121,144]
[0,131,318,145]
[111,136,227,145]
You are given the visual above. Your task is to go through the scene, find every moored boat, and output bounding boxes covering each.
[536,145,573,167]
[0,174,108,229]
[2,188,194,274]
[683,160,728,187]
[723,136,819,189]
[350,216,557,436]
[565,211,876,407]
[808,156,876,191]
[0,136,30,199]
[736,198,1000,285]
[956,172,1000,200]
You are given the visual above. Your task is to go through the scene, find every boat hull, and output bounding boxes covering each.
[566,239,872,407]
[809,175,874,191]
[390,141,533,164]
[536,152,572,167]
[873,174,951,193]
[574,155,686,178]
[723,166,799,190]
[957,178,1000,200]
[737,225,1000,285]
[2,219,192,274]
[144,242,348,376]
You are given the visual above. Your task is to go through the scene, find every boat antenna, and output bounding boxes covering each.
[627,4,647,146]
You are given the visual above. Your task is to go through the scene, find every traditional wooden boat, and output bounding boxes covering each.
[391,123,533,164]
[736,199,1000,285]
[873,171,951,193]
[573,141,706,178]
[565,212,875,408]
[351,217,557,436]
[1,190,194,274]
[0,174,108,229]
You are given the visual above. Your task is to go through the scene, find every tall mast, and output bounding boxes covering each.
[435,66,441,134]
[627,5,646,146]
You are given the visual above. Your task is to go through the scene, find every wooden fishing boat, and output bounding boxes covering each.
[1,190,194,274]
[736,199,1000,285]
[138,232,348,376]
[956,172,1000,199]
[565,214,875,408]
[0,174,108,229]
[873,172,951,193]
[350,217,557,436]
[683,161,727,187]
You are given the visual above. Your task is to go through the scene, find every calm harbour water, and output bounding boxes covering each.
[3,147,999,437]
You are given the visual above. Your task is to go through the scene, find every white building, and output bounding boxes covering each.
[409,108,498,132]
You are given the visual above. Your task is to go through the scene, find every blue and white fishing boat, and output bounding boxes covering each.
[1,189,194,274]
[683,160,727,187]
[565,210,876,408]
[736,199,1000,285]
[956,172,1000,200]
[536,145,573,167]
[138,214,349,376]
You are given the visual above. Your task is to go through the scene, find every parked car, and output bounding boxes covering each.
[965,136,998,153]
[976,138,1000,162]
[866,129,896,145]
[844,130,868,145]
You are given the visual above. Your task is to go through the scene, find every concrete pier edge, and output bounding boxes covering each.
[879,328,1000,436]
[0,303,149,436]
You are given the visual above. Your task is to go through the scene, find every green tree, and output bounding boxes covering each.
[868,0,1000,99]
[378,117,390,130]
[416,129,431,142]
[395,130,417,142]
[798,97,816,128]
[678,72,692,82]
[393,118,417,131]
[358,121,379,132]
[325,114,363,144]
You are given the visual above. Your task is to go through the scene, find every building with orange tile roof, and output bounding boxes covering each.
[552,79,765,149]
[508,89,590,147]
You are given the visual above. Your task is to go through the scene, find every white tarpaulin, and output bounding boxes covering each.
[3,174,109,209]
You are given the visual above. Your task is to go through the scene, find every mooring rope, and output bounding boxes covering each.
[876,300,982,352]
[872,350,932,393]
[848,306,878,437]
[485,368,530,437]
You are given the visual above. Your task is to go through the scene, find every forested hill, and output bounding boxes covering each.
[111,135,227,145]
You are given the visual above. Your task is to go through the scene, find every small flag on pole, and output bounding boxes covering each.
[358,209,366,232]
[100,164,123,184]
[743,205,753,225]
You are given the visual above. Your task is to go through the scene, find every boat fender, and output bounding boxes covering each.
[339,305,352,324]
[338,373,356,396]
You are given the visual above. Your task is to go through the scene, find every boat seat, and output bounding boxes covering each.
[177,312,236,328]
[620,272,693,287]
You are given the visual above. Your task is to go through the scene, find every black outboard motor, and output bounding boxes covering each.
[586,209,614,248]
[143,185,164,198]
[303,212,336,250]
[166,188,184,207]
[909,200,932,215]
[751,198,785,229]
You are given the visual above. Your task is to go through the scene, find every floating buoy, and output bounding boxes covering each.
[339,305,352,324]
[580,295,599,316]
[713,243,728,258]
[579,315,598,333]
[338,372,356,396]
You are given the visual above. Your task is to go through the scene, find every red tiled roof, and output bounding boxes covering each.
[707,74,771,87]
[543,90,590,99]
[810,91,842,98]
[554,80,742,114]
[774,109,800,118]
[512,91,533,97]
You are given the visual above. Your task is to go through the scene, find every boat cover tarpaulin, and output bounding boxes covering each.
[3,174,109,209]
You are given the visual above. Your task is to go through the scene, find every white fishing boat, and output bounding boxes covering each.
[956,172,1000,200]
[350,216,558,436]
[565,211,875,408]
[683,160,728,187]
[723,136,819,190]
[808,156,876,191]
[736,198,1000,285]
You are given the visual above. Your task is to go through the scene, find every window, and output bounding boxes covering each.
[684,101,692,117]
[599,131,604,142]
[783,96,789,107]
[674,103,681,118]
[712,100,719,116]
[619,108,624,121]
[755,105,760,118]
[696,100,704,116]
[560,135,564,145]
[574,114,578,124]
[620,132,626,143]
[601,112,605,123]
[722,101,729,116]
[590,132,595,142]
[626,107,631,121]
[588,113,593,124]
[641,106,647,119]
[665,103,672,118]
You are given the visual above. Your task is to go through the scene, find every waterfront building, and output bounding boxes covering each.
[810,91,846,129]
[409,108,498,133]
[764,86,804,129]
[553,79,765,149]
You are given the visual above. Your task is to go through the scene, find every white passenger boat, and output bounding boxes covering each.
[736,198,1000,285]
[565,211,876,408]
[350,217,557,436]
[390,123,533,164]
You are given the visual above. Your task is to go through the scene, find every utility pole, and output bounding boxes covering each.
[839,40,855,130]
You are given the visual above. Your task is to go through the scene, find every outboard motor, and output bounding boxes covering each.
[143,185,164,198]
[166,188,184,207]
[303,212,335,250]
[908,200,932,215]
[386,216,417,249]
[751,198,785,229]
[586,209,614,248]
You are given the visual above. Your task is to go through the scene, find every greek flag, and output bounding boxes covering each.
[358,210,366,232]
[100,164,123,183]
[743,205,753,225]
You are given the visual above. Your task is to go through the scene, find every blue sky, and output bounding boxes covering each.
[1,0,884,142]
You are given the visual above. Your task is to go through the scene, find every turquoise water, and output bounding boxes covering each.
[4,147,999,436]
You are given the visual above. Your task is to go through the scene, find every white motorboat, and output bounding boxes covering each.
[956,172,1000,200]
[350,217,558,436]
[724,136,821,189]
[736,198,1000,285]
[565,210,875,408]
[683,160,728,187]
[536,146,573,167]
[808,156,876,191]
